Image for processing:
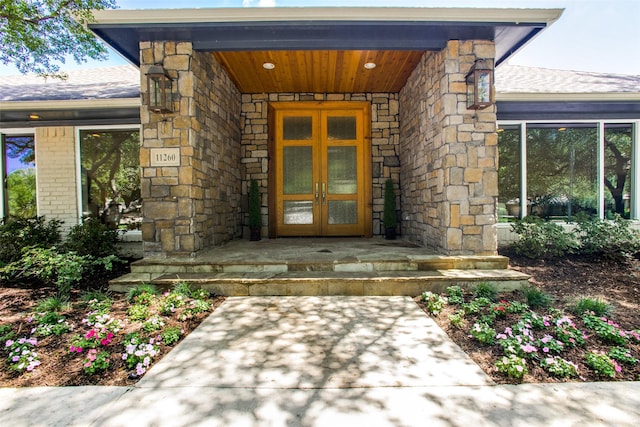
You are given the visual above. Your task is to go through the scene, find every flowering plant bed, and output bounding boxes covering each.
[417,254,640,383]
[0,285,223,387]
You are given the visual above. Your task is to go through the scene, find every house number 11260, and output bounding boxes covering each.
[150,148,181,167]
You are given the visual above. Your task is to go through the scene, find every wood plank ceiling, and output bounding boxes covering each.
[213,50,424,94]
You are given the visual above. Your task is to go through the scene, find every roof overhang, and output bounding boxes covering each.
[0,99,141,128]
[89,7,563,68]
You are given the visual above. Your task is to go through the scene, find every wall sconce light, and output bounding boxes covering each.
[466,59,494,110]
[146,64,173,113]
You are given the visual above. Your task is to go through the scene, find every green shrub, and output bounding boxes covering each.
[448,310,465,328]
[0,217,61,265]
[128,304,150,321]
[126,284,159,303]
[574,214,640,261]
[64,217,120,258]
[571,296,611,317]
[36,296,70,313]
[420,291,448,316]
[510,216,578,259]
[473,282,498,301]
[446,285,464,305]
[0,324,15,343]
[161,326,182,345]
[469,322,496,345]
[495,354,528,379]
[0,247,87,299]
[521,285,552,309]
[172,281,193,297]
[585,351,620,378]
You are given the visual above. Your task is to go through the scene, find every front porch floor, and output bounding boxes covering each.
[110,237,529,296]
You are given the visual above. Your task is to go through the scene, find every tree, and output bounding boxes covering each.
[0,0,117,77]
[7,168,37,218]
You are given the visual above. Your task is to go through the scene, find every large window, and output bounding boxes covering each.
[498,121,638,221]
[79,128,141,230]
[604,124,633,219]
[1,133,36,219]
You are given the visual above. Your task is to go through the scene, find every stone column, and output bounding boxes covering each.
[400,40,498,255]
[139,42,241,258]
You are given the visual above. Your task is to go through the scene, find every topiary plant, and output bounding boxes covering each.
[248,179,261,241]
[383,178,397,239]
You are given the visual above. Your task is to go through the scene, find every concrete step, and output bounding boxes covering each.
[129,255,510,275]
[109,269,530,296]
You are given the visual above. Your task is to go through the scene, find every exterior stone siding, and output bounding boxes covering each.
[241,93,400,237]
[139,43,242,257]
[34,126,79,233]
[399,40,498,255]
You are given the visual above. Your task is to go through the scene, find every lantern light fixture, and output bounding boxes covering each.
[146,64,173,113]
[465,59,494,110]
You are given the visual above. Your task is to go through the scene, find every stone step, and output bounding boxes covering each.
[129,255,509,274]
[109,269,530,296]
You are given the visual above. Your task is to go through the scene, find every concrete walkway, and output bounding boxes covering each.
[1,297,639,426]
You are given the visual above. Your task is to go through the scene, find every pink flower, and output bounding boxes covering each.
[84,361,92,368]
[543,347,549,353]
[520,344,537,354]
[86,330,96,339]
[69,345,76,352]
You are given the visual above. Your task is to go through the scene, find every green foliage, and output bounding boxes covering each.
[126,284,159,303]
[446,285,464,305]
[0,0,117,77]
[469,322,496,345]
[172,281,193,297]
[582,313,628,345]
[0,247,87,299]
[448,311,465,329]
[190,288,210,300]
[0,217,61,265]
[506,301,529,314]
[495,354,528,379]
[82,349,110,375]
[420,291,447,316]
[161,326,182,346]
[608,347,637,365]
[521,285,552,309]
[383,178,397,228]
[571,297,611,317]
[540,356,579,378]
[510,216,579,259]
[160,292,187,315]
[36,296,70,313]
[64,217,120,258]
[31,312,72,337]
[585,351,620,378]
[127,304,150,322]
[142,315,165,333]
[473,282,498,302]
[248,179,262,229]
[0,324,15,343]
[80,289,111,303]
[574,214,640,261]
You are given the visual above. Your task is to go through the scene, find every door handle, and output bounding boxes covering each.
[322,182,326,205]
[315,183,319,205]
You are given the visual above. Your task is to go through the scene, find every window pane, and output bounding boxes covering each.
[604,124,633,219]
[284,201,313,224]
[4,135,36,218]
[328,146,357,194]
[327,116,356,140]
[527,125,598,219]
[328,200,357,224]
[497,125,521,221]
[283,146,312,194]
[283,117,312,140]
[80,130,141,230]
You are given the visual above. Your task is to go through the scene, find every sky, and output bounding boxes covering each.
[0,0,639,76]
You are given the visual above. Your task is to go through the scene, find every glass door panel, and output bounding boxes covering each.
[283,146,313,194]
[327,146,357,194]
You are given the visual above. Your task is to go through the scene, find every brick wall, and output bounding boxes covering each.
[34,126,78,233]
[241,93,400,237]
[139,42,242,257]
[399,41,498,255]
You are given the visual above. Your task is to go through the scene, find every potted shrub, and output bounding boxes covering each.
[248,179,262,241]
[383,178,397,240]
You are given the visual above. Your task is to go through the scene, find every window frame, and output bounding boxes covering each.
[0,128,37,219]
[497,119,639,222]
[75,124,142,228]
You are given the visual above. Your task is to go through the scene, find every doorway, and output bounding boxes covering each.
[270,102,371,237]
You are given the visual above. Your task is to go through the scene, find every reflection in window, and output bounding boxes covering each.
[497,126,521,221]
[527,126,598,220]
[3,135,36,218]
[80,130,141,230]
[605,125,633,219]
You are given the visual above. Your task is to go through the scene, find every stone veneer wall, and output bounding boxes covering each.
[399,40,498,255]
[34,126,79,233]
[241,93,400,236]
[139,42,242,257]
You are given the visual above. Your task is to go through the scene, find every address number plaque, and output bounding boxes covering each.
[150,148,181,167]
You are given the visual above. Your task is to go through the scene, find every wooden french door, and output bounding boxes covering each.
[270,102,371,237]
